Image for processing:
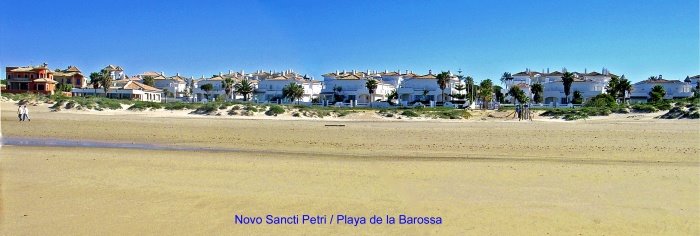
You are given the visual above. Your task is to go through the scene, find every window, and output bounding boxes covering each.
[37,84,45,91]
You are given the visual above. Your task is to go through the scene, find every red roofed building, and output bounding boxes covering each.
[4,63,57,95]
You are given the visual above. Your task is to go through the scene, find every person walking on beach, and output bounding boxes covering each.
[17,105,24,121]
[22,105,31,122]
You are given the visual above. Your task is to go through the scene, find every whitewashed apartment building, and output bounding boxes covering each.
[507,68,613,105]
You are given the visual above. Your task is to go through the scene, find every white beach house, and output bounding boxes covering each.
[320,70,395,105]
[72,79,162,102]
[508,68,613,105]
[255,71,321,103]
[152,73,188,98]
[397,70,458,105]
[630,76,694,102]
[102,65,126,80]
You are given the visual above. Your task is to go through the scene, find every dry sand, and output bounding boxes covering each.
[1,101,699,235]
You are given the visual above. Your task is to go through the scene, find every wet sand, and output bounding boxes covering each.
[1,101,699,235]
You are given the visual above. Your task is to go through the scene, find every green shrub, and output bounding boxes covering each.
[65,101,76,109]
[231,105,242,110]
[541,107,607,120]
[611,107,629,114]
[96,99,122,110]
[688,112,700,119]
[315,110,331,118]
[563,113,589,121]
[585,94,617,108]
[675,101,688,108]
[128,101,162,110]
[580,107,611,116]
[265,105,285,116]
[50,100,66,110]
[631,104,658,113]
[191,103,219,114]
[292,112,301,117]
[652,101,672,110]
[401,110,420,117]
[163,102,199,110]
[245,105,259,112]
[434,110,471,119]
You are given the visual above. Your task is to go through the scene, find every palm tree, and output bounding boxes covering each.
[100,69,113,96]
[89,72,102,96]
[436,71,450,103]
[572,90,583,104]
[386,89,398,104]
[282,82,305,104]
[531,83,544,104]
[222,77,235,100]
[616,76,633,104]
[479,79,494,109]
[500,72,512,89]
[508,86,521,105]
[333,86,343,102]
[649,85,665,102]
[365,78,378,105]
[200,83,213,100]
[493,85,504,103]
[234,79,254,101]
[561,72,575,104]
[508,86,528,104]
[606,75,620,97]
[142,76,155,87]
[464,76,475,105]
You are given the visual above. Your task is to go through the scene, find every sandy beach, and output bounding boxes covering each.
[1,101,699,235]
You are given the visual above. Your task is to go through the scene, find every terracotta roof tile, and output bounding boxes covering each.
[123,81,161,91]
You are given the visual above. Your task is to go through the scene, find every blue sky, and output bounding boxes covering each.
[1,0,698,82]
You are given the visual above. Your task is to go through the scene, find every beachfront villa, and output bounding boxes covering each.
[192,75,225,101]
[53,66,86,89]
[72,79,162,102]
[630,76,695,102]
[3,64,58,95]
[507,68,613,105]
[255,70,321,103]
[397,70,459,105]
[320,70,395,105]
[145,72,188,98]
[191,70,256,101]
[103,65,126,80]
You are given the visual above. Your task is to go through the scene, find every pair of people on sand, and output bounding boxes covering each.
[17,105,31,122]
